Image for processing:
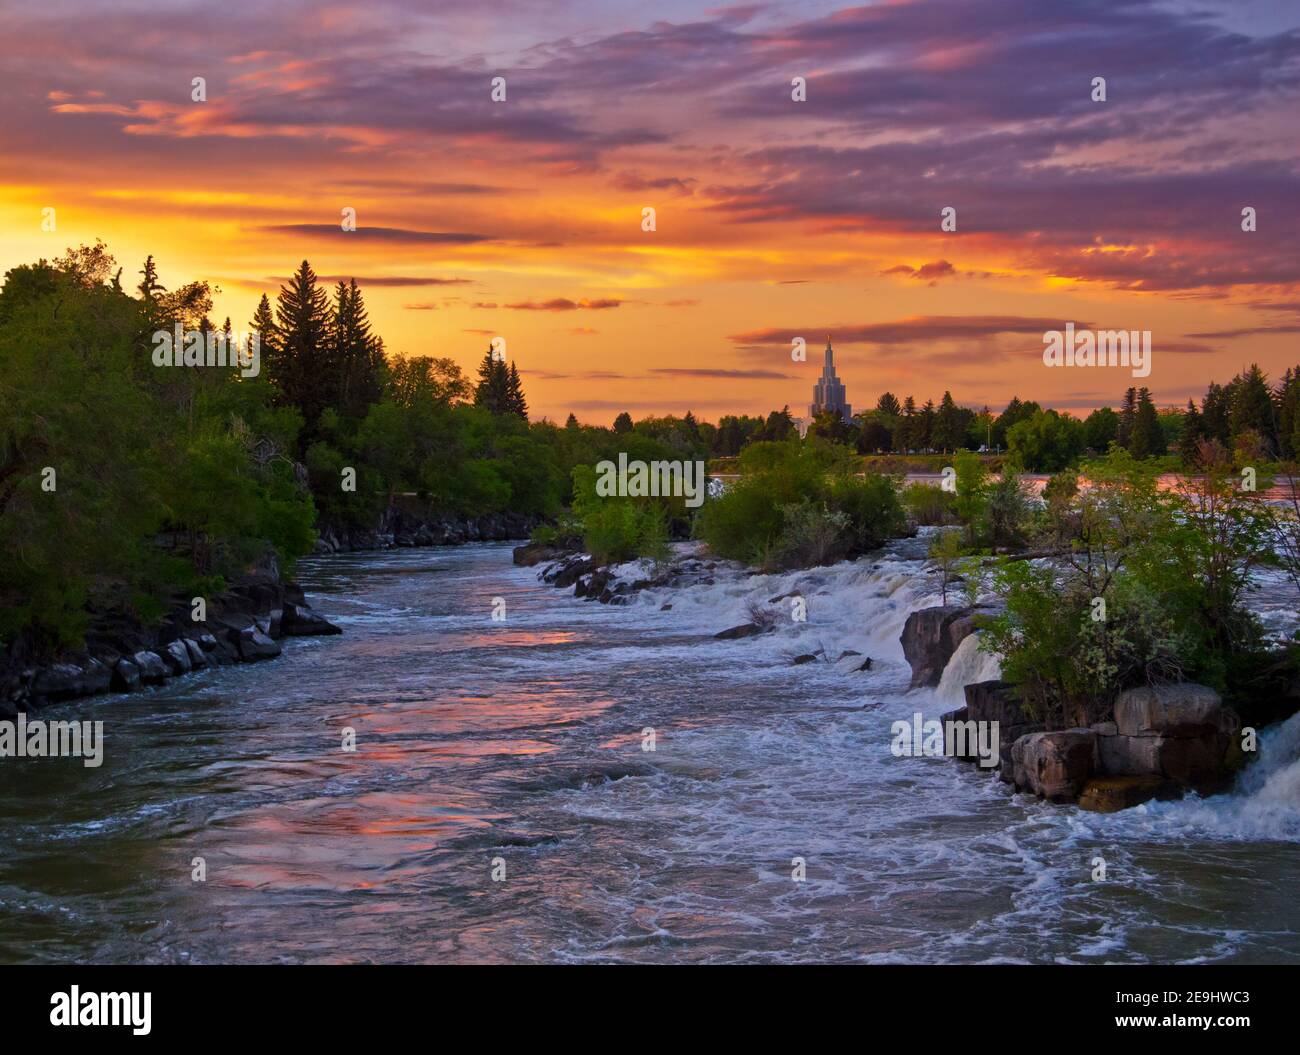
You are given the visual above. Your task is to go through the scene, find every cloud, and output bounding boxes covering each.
[650,367,795,379]
[730,315,1084,346]
[883,260,958,281]
[505,297,623,311]
[257,225,492,244]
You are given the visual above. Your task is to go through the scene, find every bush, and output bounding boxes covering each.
[776,501,851,568]
[903,482,954,525]
[826,472,906,552]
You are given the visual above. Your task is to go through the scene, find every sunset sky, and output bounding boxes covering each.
[2,0,1298,424]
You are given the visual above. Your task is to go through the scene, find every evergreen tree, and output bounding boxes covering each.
[933,391,964,452]
[1277,367,1300,459]
[876,392,901,417]
[565,412,579,430]
[1201,382,1231,444]
[918,399,936,451]
[273,260,334,437]
[473,349,511,414]
[1228,364,1276,454]
[505,361,529,419]
[1130,388,1162,459]
[613,412,633,434]
[1178,398,1204,465]
[249,293,278,375]
[1117,387,1138,449]
[330,279,383,420]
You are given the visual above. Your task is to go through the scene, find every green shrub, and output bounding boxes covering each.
[903,482,954,525]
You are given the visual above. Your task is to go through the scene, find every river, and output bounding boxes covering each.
[1,541,1297,963]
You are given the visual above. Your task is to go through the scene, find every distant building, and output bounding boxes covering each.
[809,336,852,422]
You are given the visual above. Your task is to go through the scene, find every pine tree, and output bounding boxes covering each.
[474,349,511,413]
[613,412,633,433]
[249,293,278,378]
[565,412,579,430]
[933,391,963,452]
[1228,364,1276,455]
[1130,388,1162,459]
[876,392,901,417]
[1201,382,1231,444]
[273,260,334,434]
[505,361,528,419]
[331,279,383,420]
[1117,387,1138,449]
[1178,399,1204,465]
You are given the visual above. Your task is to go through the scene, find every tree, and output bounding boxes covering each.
[272,260,334,440]
[876,392,902,418]
[1117,387,1138,449]
[1006,409,1085,472]
[137,255,165,301]
[1228,364,1276,455]
[1130,388,1162,459]
[1178,399,1204,465]
[1083,406,1119,452]
[506,361,529,419]
[933,391,966,453]
[331,279,384,421]
[473,350,511,414]
[613,412,633,434]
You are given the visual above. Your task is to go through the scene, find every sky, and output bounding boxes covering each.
[1,0,1298,425]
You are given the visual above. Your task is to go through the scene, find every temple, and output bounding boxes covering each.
[809,336,852,422]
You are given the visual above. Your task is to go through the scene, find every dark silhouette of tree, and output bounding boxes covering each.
[273,260,334,439]
[613,412,633,433]
[505,361,529,419]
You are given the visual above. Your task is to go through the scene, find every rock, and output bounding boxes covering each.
[900,605,993,689]
[1078,776,1178,813]
[32,661,111,702]
[112,658,141,691]
[162,640,192,675]
[660,603,672,611]
[963,680,1044,747]
[184,639,208,668]
[280,602,342,637]
[1011,729,1097,802]
[514,541,571,567]
[714,623,767,640]
[196,633,219,652]
[548,556,595,588]
[1106,683,1241,791]
[267,609,283,639]
[792,653,819,665]
[236,627,282,661]
[1114,683,1226,738]
[837,649,861,661]
[130,650,169,685]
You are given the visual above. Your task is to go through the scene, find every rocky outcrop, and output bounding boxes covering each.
[900,605,995,689]
[315,505,541,555]
[1010,729,1098,801]
[1,566,342,713]
[989,682,1245,810]
[1094,684,1243,792]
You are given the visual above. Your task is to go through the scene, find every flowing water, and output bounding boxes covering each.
[1,540,1297,964]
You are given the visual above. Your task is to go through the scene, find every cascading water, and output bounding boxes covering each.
[0,539,1295,963]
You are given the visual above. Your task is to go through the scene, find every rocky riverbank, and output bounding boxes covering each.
[0,562,342,718]
[317,507,541,554]
[895,603,1258,812]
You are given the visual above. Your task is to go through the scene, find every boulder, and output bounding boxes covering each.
[236,627,282,661]
[900,605,993,689]
[162,640,192,675]
[714,623,767,640]
[184,639,208,668]
[32,661,111,702]
[112,658,141,691]
[1011,729,1097,801]
[792,653,819,665]
[1078,776,1178,813]
[131,651,170,685]
[280,602,342,637]
[963,680,1044,751]
[1115,684,1226,738]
